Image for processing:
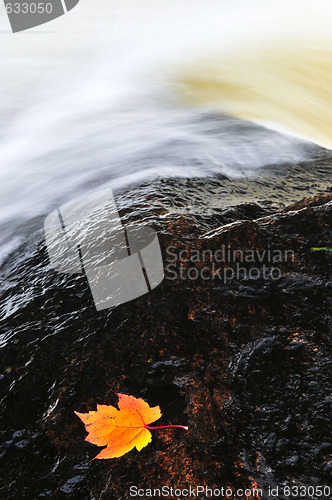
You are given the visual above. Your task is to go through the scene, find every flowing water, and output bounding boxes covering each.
[0,4,331,494]
[0,0,331,263]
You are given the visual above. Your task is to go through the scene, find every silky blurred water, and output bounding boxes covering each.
[0,0,331,263]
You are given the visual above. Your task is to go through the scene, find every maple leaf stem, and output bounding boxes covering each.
[75,395,188,459]
[145,424,188,431]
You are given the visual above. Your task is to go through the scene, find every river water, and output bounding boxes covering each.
[0,4,331,496]
[0,0,331,263]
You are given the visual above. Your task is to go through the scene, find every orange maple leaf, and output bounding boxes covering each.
[75,393,188,459]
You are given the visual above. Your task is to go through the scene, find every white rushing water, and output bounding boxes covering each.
[0,0,331,261]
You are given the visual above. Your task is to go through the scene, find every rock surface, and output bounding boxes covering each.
[0,164,331,499]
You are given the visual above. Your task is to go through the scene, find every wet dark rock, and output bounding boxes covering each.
[0,168,331,499]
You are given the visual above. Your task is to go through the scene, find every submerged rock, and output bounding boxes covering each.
[0,168,331,499]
